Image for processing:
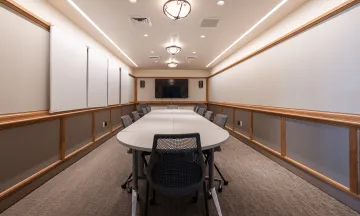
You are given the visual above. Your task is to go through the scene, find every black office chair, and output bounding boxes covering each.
[197,108,205,116]
[146,106,151,113]
[204,114,229,192]
[132,111,140,121]
[145,133,209,216]
[193,105,199,111]
[194,106,199,113]
[167,105,179,109]
[142,107,148,115]
[120,115,149,192]
[204,111,213,121]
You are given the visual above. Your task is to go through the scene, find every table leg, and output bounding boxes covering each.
[132,150,138,216]
[208,149,223,216]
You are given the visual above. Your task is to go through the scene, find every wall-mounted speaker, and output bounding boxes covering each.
[140,80,145,88]
[199,80,203,88]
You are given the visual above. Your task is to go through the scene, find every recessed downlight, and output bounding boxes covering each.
[129,0,137,3]
[193,51,196,54]
[217,1,225,6]
[151,51,155,54]
[200,35,205,38]
[144,34,149,37]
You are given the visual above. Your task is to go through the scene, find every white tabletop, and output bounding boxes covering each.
[117,109,230,152]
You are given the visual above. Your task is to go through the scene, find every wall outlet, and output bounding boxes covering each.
[237,120,243,126]
[102,121,108,127]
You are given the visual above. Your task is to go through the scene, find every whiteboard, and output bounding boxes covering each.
[108,61,120,105]
[209,5,360,114]
[50,26,87,113]
[87,48,108,108]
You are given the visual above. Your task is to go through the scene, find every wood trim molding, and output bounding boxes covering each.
[209,101,360,127]
[134,76,208,79]
[280,117,286,156]
[209,0,360,78]
[0,103,135,129]
[137,101,206,105]
[228,128,360,200]
[0,0,50,30]
[350,127,359,194]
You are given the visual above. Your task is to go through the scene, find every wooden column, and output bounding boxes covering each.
[250,111,253,140]
[206,78,209,103]
[349,127,359,194]
[60,117,66,160]
[134,78,138,103]
[280,117,286,157]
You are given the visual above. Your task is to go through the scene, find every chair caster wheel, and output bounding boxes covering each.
[207,190,212,199]
[218,185,223,193]
[127,185,132,194]
[150,198,155,205]
[121,184,127,189]
[224,180,229,186]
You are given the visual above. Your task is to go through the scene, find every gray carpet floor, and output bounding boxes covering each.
[1,136,359,216]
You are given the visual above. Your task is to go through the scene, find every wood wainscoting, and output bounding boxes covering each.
[208,101,360,199]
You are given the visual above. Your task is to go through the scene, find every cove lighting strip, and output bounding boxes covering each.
[206,0,288,68]
[67,0,138,67]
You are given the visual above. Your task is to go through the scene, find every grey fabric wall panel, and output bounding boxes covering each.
[95,110,111,138]
[253,113,281,153]
[0,120,59,193]
[0,7,50,114]
[234,109,251,137]
[286,119,349,187]
[222,107,234,129]
[111,108,122,128]
[64,113,92,155]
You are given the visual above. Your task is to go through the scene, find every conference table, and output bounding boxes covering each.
[116,109,229,216]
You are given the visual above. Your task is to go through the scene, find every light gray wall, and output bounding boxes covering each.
[0,7,49,114]
[65,114,92,155]
[111,108,122,128]
[253,113,281,153]
[95,110,110,138]
[286,118,349,187]
[234,109,251,137]
[222,107,234,129]
[0,120,59,192]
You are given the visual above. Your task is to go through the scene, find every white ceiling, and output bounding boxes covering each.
[49,0,307,70]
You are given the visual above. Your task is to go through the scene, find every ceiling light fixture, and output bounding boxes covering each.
[66,0,138,67]
[206,0,288,68]
[193,51,196,54]
[166,45,181,55]
[144,34,149,37]
[217,1,225,6]
[163,0,191,20]
[129,0,137,3]
[168,61,178,68]
[151,51,155,53]
[200,35,205,38]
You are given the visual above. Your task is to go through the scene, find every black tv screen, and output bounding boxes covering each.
[155,79,188,98]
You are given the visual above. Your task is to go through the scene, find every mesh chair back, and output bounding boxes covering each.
[194,106,199,113]
[121,115,133,128]
[197,108,205,116]
[142,107,148,115]
[132,111,140,121]
[204,111,213,120]
[146,106,151,112]
[147,133,205,197]
[147,105,152,111]
[167,105,179,109]
[213,114,228,129]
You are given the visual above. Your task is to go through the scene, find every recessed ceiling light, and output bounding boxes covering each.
[200,35,205,38]
[144,34,149,37]
[193,51,196,54]
[188,61,191,63]
[217,1,225,6]
[155,61,158,63]
[66,0,137,67]
[206,0,288,68]
[129,0,137,3]
[151,51,154,54]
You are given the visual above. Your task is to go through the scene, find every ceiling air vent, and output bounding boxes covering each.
[200,18,220,28]
[149,56,160,60]
[130,17,152,27]
[186,56,196,61]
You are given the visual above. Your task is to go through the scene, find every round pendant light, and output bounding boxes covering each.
[167,61,178,68]
[166,45,181,55]
[163,0,191,20]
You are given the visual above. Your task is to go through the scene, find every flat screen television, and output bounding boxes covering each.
[155,79,188,98]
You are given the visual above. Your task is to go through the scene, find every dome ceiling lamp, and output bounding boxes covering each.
[163,0,191,20]
[166,45,182,55]
[167,61,178,68]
